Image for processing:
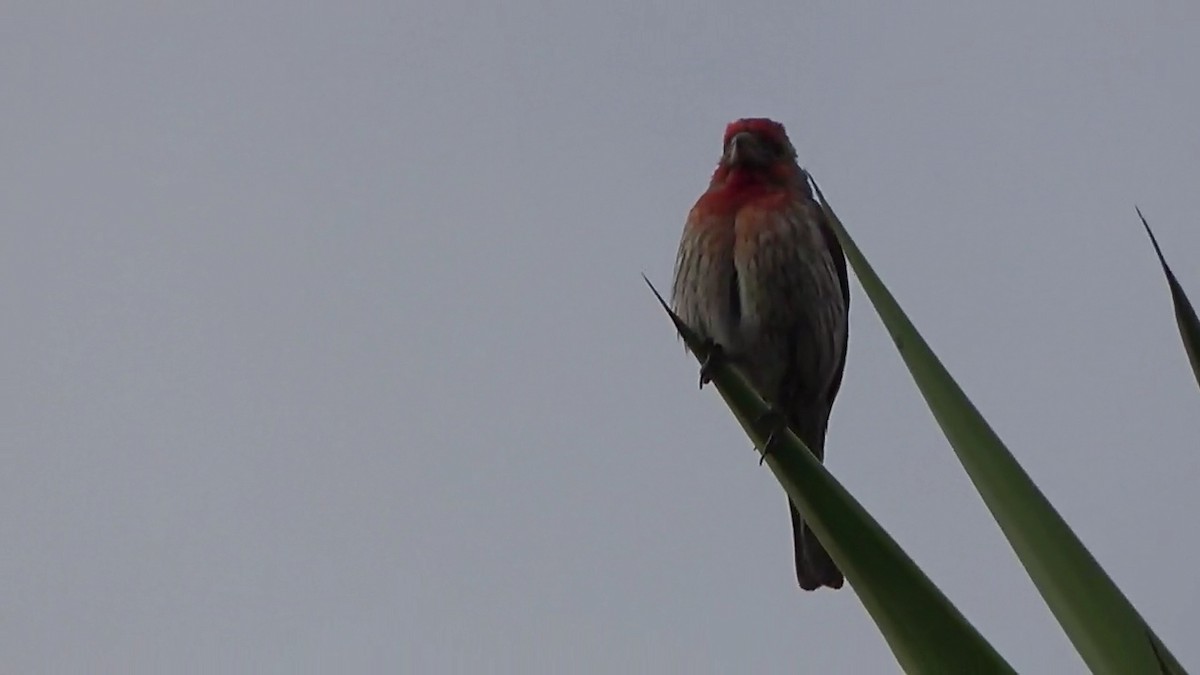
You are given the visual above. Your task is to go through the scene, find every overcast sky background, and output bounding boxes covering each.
[3,3,1198,673]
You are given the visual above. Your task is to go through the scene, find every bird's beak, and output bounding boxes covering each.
[724,132,761,166]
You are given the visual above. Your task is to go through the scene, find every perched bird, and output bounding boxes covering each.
[671,118,850,591]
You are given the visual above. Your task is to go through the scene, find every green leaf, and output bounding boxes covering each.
[645,276,1014,674]
[808,177,1185,674]
[1138,207,1200,391]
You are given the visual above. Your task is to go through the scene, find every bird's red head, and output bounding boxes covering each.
[722,118,791,148]
[712,118,799,187]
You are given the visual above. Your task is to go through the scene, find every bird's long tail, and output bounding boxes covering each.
[787,411,844,591]
[790,502,844,590]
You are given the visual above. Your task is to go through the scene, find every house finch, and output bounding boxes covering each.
[671,118,849,591]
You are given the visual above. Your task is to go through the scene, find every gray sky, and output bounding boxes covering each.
[3,2,1198,673]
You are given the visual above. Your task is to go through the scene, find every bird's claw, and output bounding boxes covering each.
[698,340,725,389]
[754,407,789,465]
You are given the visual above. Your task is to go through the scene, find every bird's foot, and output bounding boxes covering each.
[754,407,789,465]
[698,339,725,389]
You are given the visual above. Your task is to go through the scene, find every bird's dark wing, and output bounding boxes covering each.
[817,210,850,408]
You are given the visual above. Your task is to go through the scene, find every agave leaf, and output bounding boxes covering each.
[646,276,1014,674]
[808,177,1184,673]
[1138,207,1200,391]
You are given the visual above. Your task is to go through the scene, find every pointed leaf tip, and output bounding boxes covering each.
[1137,207,1168,265]
[642,273,669,310]
[1136,209,1200,392]
[642,274,701,347]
